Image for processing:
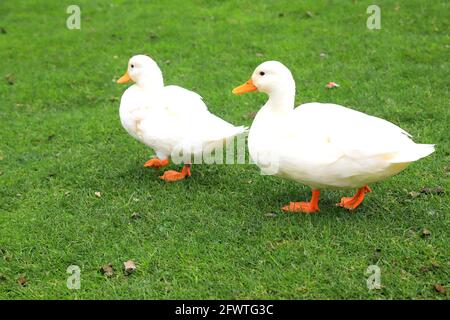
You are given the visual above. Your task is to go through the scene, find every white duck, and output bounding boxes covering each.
[117,55,246,181]
[233,61,435,213]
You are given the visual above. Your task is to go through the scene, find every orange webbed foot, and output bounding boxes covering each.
[281,189,321,214]
[159,165,191,182]
[282,201,319,213]
[337,186,371,210]
[144,158,169,169]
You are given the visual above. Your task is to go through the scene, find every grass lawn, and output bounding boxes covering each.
[0,0,448,299]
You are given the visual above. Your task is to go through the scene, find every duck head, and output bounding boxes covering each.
[233,61,296,111]
[117,55,164,89]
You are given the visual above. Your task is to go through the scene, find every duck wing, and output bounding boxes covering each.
[287,102,434,164]
[137,85,247,155]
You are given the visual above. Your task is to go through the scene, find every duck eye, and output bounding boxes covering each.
[131,64,135,68]
[259,71,265,76]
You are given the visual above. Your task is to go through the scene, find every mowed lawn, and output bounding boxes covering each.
[0,0,448,299]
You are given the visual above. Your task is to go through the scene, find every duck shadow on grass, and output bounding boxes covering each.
[247,177,385,220]
[112,162,381,220]
[114,162,252,191]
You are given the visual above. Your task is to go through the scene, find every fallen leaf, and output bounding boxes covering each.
[319,52,327,58]
[123,260,136,275]
[420,186,445,195]
[431,261,440,269]
[305,11,314,18]
[94,191,102,198]
[5,74,15,85]
[100,263,114,277]
[265,213,277,217]
[444,166,450,173]
[421,228,431,237]
[17,276,27,286]
[419,266,429,273]
[131,212,141,220]
[409,191,420,198]
[326,82,340,89]
[434,284,446,294]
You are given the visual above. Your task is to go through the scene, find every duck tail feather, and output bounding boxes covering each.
[390,144,435,163]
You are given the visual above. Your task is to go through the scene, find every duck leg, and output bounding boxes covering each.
[144,157,169,169]
[337,186,372,210]
[160,164,191,182]
[282,189,320,214]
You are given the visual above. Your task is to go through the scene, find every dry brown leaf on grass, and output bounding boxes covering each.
[421,228,431,237]
[434,284,446,294]
[5,74,15,85]
[431,261,440,269]
[100,263,114,277]
[409,191,421,198]
[420,186,445,195]
[419,266,430,273]
[148,32,158,40]
[131,212,141,220]
[17,276,27,286]
[123,260,136,275]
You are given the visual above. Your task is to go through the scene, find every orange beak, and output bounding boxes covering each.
[232,79,257,94]
[117,71,132,84]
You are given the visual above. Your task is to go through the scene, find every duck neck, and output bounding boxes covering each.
[136,72,164,93]
[266,83,295,114]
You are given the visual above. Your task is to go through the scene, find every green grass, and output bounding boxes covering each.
[0,0,449,299]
